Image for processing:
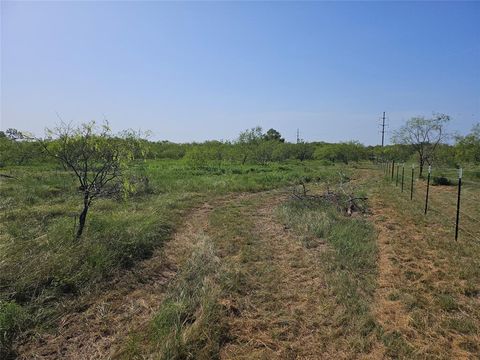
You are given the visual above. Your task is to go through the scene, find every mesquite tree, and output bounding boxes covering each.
[236,126,263,164]
[455,123,480,164]
[392,114,450,177]
[43,121,140,238]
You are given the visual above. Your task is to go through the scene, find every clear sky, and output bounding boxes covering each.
[1,1,479,144]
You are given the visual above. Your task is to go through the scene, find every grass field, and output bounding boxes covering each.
[1,159,479,359]
[0,159,336,358]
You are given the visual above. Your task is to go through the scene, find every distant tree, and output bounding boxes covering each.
[293,141,314,162]
[236,126,263,164]
[0,128,41,165]
[5,128,25,141]
[314,141,366,164]
[263,128,285,142]
[455,123,480,164]
[434,144,457,167]
[42,121,141,238]
[238,126,263,144]
[254,140,276,164]
[381,144,415,163]
[150,141,187,160]
[184,141,228,168]
[392,114,450,177]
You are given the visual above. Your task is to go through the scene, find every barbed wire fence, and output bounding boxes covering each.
[379,160,480,242]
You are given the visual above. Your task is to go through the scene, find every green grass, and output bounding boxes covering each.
[148,236,225,360]
[0,158,341,356]
[140,159,340,193]
[0,301,28,359]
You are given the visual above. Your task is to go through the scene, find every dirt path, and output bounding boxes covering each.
[214,193,333,359]
[17,194,253,359]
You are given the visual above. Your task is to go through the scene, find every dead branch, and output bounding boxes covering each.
[290,182,368,216]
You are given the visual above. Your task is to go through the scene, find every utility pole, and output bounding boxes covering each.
[377,111,387,164]
[296,128,300,144]
[381,111,386,147]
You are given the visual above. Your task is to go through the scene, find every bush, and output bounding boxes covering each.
[432,176,453,186]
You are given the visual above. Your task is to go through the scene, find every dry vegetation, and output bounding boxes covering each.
[368,169,480,358]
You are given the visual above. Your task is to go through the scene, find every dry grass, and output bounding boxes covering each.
[213,193,330,359]
[203,181,378,359]
[366,168,480,359]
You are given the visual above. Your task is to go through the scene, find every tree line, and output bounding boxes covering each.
[1,122,479,170]
[1,117,478,238]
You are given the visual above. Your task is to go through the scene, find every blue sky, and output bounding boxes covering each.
[1,1,479,144]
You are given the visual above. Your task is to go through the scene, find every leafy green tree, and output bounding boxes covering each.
[184,141,227,168]
[0,128,41,165]
[150,141,187,159]
[314,144,337,163]
[381,144,415,162]
[392,114,450,177]
[434,144,456,167]
[263,128,285,142]
[42,121,142,238]
[272,142,294,161]
[253,140,275,164]
[236,126,263,164]
[455,123,480,164]
[5,128,26,141]
[293,142,315,161]
[314,141,367,164]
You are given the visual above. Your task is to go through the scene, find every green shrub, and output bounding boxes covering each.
[432,176,453,186]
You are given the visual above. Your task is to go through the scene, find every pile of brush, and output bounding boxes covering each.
[291,172,368,216]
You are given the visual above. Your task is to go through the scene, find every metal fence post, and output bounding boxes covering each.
[410,164,415,200]
[424,165,431,214]
[401,164,405,192]
[396,165,399,186]
[391,160,395,180]
[455,168,462,240]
